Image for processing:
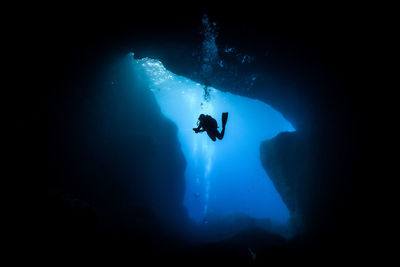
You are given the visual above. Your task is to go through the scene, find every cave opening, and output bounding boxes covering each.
[130,53,295,231]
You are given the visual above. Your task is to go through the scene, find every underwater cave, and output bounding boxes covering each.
[129,53,295,231]
[30,7,370,263]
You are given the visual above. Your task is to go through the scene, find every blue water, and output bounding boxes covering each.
[130,54,295,225]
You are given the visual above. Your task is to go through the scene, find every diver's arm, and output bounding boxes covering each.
[193,126,205,133]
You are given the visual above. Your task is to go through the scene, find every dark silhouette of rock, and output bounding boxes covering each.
[260,132,311,235]
[29,53,191,256]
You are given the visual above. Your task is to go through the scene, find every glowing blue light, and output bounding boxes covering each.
[131,55,295,225]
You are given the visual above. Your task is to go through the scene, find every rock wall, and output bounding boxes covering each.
[34,53,190,251]
[260,132,313,236]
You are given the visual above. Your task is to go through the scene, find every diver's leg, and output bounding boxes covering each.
[207,131,217,141]
[216,127,225,140]
[216,112,228,140]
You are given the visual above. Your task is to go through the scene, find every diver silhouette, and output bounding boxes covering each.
[193,112,228,141]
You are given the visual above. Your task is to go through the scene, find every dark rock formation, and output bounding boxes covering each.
[260,132,312,235]
[24,52,190,254]
[260,125,367,245]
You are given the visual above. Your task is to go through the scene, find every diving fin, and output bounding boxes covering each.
[222,112,228,128]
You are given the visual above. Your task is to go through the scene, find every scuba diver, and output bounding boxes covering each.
[193,112,228,141]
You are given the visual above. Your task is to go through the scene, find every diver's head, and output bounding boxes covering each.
[198,114,206,121]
